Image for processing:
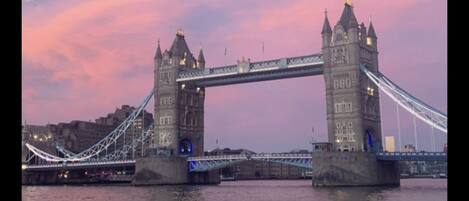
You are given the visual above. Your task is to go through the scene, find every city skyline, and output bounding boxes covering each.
[22,0,447,152]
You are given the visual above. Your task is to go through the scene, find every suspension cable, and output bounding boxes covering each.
[25,88,154,162]
[396,103,402,152]
[359,64,447,133]
[431,125,435,152]
[141,112,145,157]
[413,116,418,151]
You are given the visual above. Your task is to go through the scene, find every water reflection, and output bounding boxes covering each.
[22,179,447,201]
[319,186,391,201]
[145,185,204,201]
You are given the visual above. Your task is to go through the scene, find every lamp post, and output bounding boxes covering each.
[310,127,315,152]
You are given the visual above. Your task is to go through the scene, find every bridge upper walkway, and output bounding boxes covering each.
[176,54,323,87]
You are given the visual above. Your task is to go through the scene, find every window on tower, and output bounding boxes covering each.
[336,33,343,41]
[367,37,373,46]
[335,102,352,113]
[367,87,374,96]
[180,52,187,65]
[345,78,351,88]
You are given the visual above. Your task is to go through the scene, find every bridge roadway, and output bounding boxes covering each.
[23,152,446,172]
[176,54,323,87]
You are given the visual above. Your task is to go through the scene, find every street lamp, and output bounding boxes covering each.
[310,126,316,152]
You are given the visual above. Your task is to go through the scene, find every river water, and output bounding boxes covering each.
[22,179,447,201]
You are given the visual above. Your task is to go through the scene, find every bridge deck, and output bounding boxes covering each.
[23,152,446,171]
[24,160,136,171]
[376,152,447,161]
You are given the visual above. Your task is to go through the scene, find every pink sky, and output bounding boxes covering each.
[22,0,447,152]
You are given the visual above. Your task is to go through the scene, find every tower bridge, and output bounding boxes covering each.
[22,2,447,186]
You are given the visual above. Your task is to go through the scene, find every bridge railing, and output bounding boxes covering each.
[376,152,447,161]
[188,154,247,161]
[252,153,312,159]
[250,58,282,70]
[287,54,322,66]
[376,152,447,156]
[209,65,238,75]
[24,159,136,169]
[187,153,312,161]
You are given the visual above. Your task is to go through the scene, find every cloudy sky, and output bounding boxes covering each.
[22,0,447,153]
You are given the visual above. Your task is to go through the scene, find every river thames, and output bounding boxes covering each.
[22,179,446,201]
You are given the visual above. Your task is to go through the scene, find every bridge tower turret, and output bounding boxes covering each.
[322,2,382,153]
[321,9,332,48]
[197,48,205,69]
[151,29,205,157]
[154,39,163,67]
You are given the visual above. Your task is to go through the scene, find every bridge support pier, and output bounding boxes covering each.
[133,157,220,185]
[133,157,188,185]
[189,169,220,184]
[22,171,58,185]
[311,152,400,187]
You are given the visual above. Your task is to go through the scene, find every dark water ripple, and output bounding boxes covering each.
[22,179,447,201]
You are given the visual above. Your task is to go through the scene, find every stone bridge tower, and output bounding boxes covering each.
[152,30,205,157]
[322,2,382,152]
[134,31,217,185]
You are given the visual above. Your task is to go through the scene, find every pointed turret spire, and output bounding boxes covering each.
[359,22,366,40]
[367,17,377,38]
[321,9,332,34]
[198,48,205,63]
[154,38,162,60]
[170,28,191,57]
[346,0,353,6]
[337,1,359,31]
[197,48,205,68]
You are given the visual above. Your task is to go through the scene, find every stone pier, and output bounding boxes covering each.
[22,171,58,185]
[311,152,400,187]
[133,157,220,185]
[189,169,220,184]
[133,157,188,185]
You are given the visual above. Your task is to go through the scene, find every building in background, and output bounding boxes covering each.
[397,143,447,177]
[311,142,332,152]
[22,105,153,159]
[206,148,310,180]
[50,120,115,153]
[403,144,416,152]
[384,136,395,152]
[22,125,56,162]
[444,143,447,153]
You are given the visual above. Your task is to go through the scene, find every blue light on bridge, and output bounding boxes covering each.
[179,139,193,155]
